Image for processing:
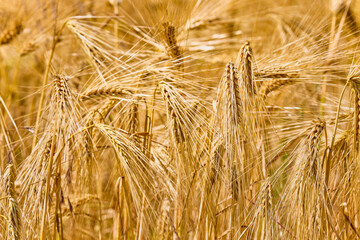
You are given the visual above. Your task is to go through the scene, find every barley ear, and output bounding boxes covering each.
[238,41,256,95]
[4,156,21,240]
[0,21,22,45]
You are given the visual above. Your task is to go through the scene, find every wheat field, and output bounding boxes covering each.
[1,0,360,239]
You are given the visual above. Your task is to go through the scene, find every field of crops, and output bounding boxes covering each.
[1,0,360,239]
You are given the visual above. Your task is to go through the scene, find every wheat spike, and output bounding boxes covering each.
[20,41,38,57]
[0,21,22,45]
[160,82,186,145]
[162,22,182,59]
[238,41,256,95]
[4,158,21,240]
[259,79,295,99]
[162,22,183,69]
[53,75,71,111]
[81,87,133,100]
[157,197,171,240]
[126,98,139,134]
[283,120,326,239]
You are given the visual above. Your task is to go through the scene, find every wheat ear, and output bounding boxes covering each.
[4,158,21,240]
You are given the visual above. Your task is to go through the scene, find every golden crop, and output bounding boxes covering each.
[0,0,359,239]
